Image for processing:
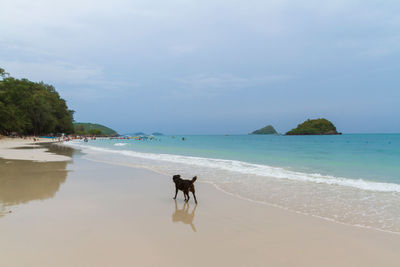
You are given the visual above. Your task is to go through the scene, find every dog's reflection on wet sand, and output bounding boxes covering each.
[172,199,197,232]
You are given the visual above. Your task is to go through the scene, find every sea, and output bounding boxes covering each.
[66,134,400,233]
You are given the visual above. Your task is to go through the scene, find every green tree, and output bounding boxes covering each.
[74,124,86,135]
[88,129,102,135]
[0,68,9,79]
[0,68,74,135]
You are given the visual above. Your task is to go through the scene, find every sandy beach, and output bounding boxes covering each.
[0,141,400,267]
[0,137,70,162]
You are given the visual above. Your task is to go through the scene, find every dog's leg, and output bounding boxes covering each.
[192,191,197,204]
[190,187,198,204]
[186,190,190,202]
[173,187,178,199]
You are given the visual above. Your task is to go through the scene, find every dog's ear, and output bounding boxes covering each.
[173,174,181,179]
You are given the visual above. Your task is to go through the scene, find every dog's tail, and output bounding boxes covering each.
[191,176,197,184]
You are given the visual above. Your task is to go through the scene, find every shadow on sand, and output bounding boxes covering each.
[172,199,197,232]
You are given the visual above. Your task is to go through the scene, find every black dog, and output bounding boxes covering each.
[172,175,198,204]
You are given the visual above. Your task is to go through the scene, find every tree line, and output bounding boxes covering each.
[0,68,74,136]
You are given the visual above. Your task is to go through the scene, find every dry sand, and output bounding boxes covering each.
[0,144,400,266]
[0,138,70,162]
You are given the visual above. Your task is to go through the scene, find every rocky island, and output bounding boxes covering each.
[250,125,278,134]
[286,118,340,135]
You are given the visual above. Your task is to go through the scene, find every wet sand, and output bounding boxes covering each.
[0,145,400,266]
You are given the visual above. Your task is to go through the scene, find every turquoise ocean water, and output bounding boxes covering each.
[67,134,400,233]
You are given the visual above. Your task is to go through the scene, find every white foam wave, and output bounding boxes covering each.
[114,143,127,146]
[66,141,400,193]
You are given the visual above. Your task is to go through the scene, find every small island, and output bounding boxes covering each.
[286,118,340,135]
[152,132,163,136]
[250,125,278,135]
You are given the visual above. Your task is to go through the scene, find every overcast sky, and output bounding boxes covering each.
[1,0,399,134]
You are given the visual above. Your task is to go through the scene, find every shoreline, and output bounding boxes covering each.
[80,153,400,236]
[65,139,400,234]
[1,143,400,266]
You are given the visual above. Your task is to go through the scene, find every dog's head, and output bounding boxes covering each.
[172,174,181,183]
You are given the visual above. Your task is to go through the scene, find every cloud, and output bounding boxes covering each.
[358,36,400,58]
[0,60,100,83]
[168,45,197,56]
[1,0,399,133]
[171,73,289,98]
[0,60,137,93]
